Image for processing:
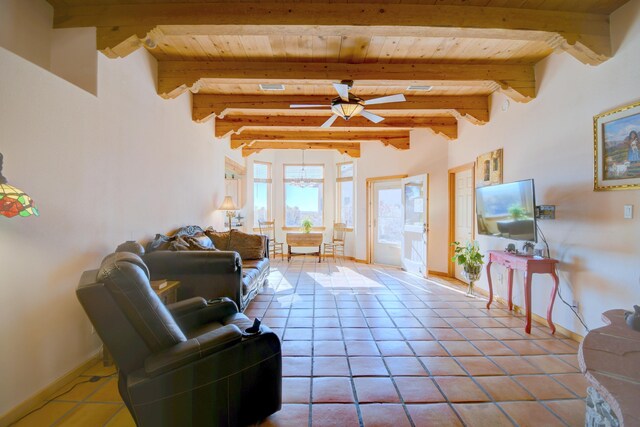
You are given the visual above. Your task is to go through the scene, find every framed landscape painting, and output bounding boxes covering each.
[594,101,640,191]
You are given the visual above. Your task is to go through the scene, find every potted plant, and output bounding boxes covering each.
[451,240,485,297]
[301,218,313,233]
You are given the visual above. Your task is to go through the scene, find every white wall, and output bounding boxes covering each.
[0,2,235,415]
[355,130,451,272]
[448,0,640,335]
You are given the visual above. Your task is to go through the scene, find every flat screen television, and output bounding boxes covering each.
[476,179,537,242]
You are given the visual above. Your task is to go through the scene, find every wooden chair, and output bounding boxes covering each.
[259,220,284,260]
[324,223,347,260]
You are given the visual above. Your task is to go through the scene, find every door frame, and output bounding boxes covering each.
[448,163,475,277]
[366,174,408,264]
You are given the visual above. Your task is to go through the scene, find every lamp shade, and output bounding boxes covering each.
[218,196,237,211]
[0,153,38,218]
[331,101,364,120]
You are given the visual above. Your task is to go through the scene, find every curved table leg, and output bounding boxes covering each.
[547,269,559,334]
[486,261,494,309]
[507,268,514,311]
[525,271,533,334]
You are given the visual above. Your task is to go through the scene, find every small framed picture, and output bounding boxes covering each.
[475,148,503,188]
[594,101,640,191]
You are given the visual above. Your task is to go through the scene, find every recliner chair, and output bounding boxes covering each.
[77,252,281,426]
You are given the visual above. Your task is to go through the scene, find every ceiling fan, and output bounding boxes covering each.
[290,80,406,128]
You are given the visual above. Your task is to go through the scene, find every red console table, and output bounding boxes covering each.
[485,250,559,334]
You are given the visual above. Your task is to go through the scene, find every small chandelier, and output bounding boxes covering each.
[0,153,39,218]
[291,150,312,188]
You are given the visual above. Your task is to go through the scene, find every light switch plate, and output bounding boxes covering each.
[624,205,633,219]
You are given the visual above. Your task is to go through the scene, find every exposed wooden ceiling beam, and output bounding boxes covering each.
[158,61,535,102]
[215,115,458,140]
[51,3,612,65]
[241,141,361,158]
[194,95,489,125]
[230,130,411,151]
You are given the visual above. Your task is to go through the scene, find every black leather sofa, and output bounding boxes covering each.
[118,226,270,311]
[77,252,281,426]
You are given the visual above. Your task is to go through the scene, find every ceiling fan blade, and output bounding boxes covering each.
[333,83,351,102]
[363,94,406,105]
[361,110,385,124]
[320,115,339,128]
[290,104,331,108]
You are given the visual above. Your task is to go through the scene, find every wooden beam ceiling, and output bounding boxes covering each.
[194,95,489,125]
[230,130,411,151]
[45,0,630,155]
[51,2,616,65]
[215,115,458,140]
[241,141,361,158]
[157,61,535,102]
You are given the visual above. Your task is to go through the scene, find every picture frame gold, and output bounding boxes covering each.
[475,148,503,187]
[594,100,640,191]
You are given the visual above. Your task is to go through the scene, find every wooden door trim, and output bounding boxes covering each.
[448,162,475,277]
[366,174,408,264]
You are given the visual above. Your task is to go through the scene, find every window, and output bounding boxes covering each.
[336,162,354,228]
[253,161,272,227]
[284,164,324,227]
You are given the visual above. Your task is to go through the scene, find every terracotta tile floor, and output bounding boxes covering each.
[13,258,587,426]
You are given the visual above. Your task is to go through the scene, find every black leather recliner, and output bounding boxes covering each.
[77,252,281,426]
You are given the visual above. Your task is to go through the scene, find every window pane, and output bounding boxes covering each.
[285,165,323,180]
[339,180,353,227]
[339,163,353,178]
[254,163,269,179]
[285,183,323,227]
[253,182,268,226]
[377,188,402,245]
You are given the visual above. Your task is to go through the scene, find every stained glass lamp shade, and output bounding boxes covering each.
[0,153,39,218]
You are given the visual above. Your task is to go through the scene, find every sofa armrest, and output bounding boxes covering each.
[166,297,207,317]
[144,324,242,377]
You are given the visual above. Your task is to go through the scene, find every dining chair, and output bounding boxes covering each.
[323,222,347,260]
[259,220,284,260]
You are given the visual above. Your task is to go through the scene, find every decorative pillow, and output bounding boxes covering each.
[228,229,265,260]
[146,234,173,253]
[184,235,218,250]
[115,241,145,256]
[205,229,231,250]
[168,236,191,251]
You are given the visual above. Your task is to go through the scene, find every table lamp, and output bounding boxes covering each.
[218,196,238,231]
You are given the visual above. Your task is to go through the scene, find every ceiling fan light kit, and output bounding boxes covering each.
[290,80,407,128]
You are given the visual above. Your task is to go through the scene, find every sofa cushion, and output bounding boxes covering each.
[205,229,231,251]
[146,233,173,252]
[229,229,265,260]
[242,270,259,296]
[185,234,216,250]
[168,236,191,251]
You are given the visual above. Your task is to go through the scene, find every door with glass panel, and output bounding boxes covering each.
[401,174,428,276]
[372,180,403,266]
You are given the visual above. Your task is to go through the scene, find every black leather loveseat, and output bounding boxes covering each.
[77,251,281,426]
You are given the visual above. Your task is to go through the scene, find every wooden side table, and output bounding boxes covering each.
[485,250,559,334]
[286,232,323,262]
[153,280,181,304]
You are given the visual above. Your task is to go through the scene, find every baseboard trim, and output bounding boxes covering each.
[428,270,449,277]
[0,351,102,427]
[470,285,584,342]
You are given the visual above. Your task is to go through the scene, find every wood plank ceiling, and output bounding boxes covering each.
[47,0,629,157]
